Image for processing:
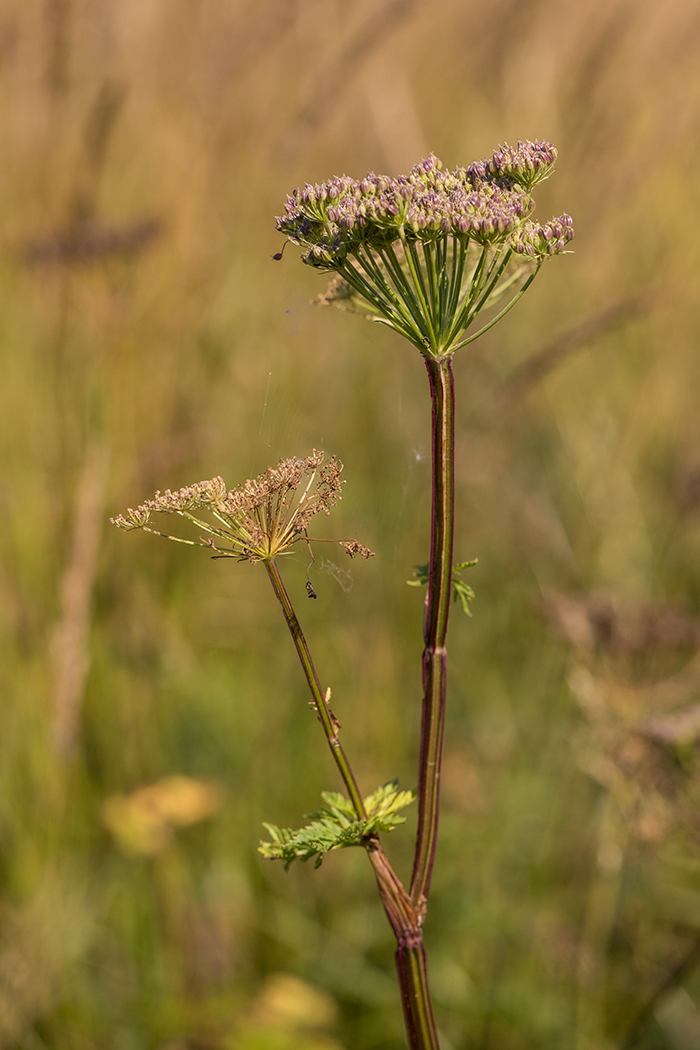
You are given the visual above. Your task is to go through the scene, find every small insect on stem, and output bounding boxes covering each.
[306,538,317,598]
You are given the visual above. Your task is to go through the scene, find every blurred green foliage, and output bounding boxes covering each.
[3,1,700,1048]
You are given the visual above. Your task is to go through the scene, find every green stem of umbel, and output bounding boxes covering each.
[264,558,440,1049]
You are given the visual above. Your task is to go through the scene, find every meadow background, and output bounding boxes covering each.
[3,1,700,1047]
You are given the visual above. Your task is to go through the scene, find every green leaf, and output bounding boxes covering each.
[407,558,477,615]
[259,780,416,870]
[363,778,417,820]
[407,562,430,587]
[453,559,478,572]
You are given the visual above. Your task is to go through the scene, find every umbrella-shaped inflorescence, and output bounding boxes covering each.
[276,141,573,355]
[111,451,373,563]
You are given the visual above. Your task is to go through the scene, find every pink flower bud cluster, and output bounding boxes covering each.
[466,139,558,190]
[276,142,573,269]
[512,215,575,257]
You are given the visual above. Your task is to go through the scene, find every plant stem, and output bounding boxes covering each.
[366,841,440,1049]
[410,354,455,910]
[264,559,366,820]
[265,558,441,1048]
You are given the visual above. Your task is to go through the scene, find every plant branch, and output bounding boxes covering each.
[265,558,440,1048]
[264,559,367,819]
[410,355,455,909]
[450,264,541,352]
[367,840,439,1049]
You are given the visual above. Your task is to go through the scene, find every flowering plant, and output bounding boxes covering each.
[273,140,572,1048]
[116,140,572,1050]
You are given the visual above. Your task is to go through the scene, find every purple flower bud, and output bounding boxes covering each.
[276,145,571,276]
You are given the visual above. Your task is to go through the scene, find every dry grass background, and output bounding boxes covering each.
[3,0,700,1047]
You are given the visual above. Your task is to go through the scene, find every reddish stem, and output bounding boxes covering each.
[410,355,455,910]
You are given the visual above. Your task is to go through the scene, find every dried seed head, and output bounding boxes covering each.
[112,477,229,531]
[112,452,371,566]
[341,540,375,560]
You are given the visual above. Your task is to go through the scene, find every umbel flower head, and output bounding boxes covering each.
[276,140,573,357]
[111,451,374,563]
